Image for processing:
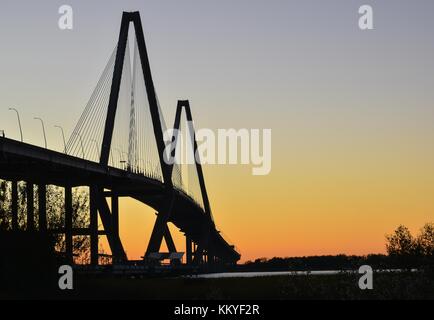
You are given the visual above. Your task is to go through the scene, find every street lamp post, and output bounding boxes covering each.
[34,117,47,149]
[54,125,67,153]
[8,108,23,142]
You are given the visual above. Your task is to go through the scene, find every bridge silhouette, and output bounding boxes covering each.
[0,11,240,266]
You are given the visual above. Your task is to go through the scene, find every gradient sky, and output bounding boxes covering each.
[1,0,434,262]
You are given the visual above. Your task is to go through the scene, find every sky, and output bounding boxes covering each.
[1,0,434,262]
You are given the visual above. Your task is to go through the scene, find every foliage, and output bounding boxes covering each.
[29,272,433,300]
[385,223,434,269]
[0,180,91,263]
[386,225,416,257]
[416,223,434,257]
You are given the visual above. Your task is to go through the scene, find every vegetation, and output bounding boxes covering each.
[3,271,432,300]
[240,254,390,272]
[0,180,91,263]
[386,223,434,270]
[240,223,434,272]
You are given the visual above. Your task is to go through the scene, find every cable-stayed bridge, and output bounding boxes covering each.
[0,11,240,266]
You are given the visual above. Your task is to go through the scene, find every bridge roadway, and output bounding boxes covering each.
[0,137,240,264]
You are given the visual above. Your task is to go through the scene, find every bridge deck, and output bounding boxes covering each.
[0,137,240,263]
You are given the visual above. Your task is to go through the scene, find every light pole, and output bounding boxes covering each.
[9,108,23,142]
[54,125,67,153]
[73,133,85,159]
[34,117,47,148]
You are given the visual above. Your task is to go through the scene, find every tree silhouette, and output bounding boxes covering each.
[386,225,416,257]
[417,223,434,257]
[386,223,434,269]
[0,180,91,263]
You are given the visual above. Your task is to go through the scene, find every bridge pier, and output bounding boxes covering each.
[146,201,174,254]
[98,190,128,264]
[163,224,176,253]
[186,236,192,265]
[90,186,99,265]
[145,190,176,259]
[207,252,215,265]
[193,244,204,265]
[111,191,119,262]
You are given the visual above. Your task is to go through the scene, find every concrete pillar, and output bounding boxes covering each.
[90,186,99,265]
[111,192,119,262]
[186,236,192,265]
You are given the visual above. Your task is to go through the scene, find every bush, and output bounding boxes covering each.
[386,223,434,269]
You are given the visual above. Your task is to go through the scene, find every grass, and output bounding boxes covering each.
[7,271,428,300]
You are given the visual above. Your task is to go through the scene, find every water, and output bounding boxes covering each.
[185,269,417,279]
[185,270,344,278]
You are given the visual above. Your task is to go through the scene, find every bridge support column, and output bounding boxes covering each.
[65,186,73,264]
[207,252,215,265]
[145,192,175,256]
[38,184,47,232]
[163,224,176,253]
[11,180,18,230]
[90,186,99,265]
[186,236,192,265]
[26,182,34,231]
[111,192,119,262]
[193,244,204,265]
[99,191,127,262]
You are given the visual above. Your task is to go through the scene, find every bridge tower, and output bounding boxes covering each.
[98,12,218,265]
[98,11,183,264]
